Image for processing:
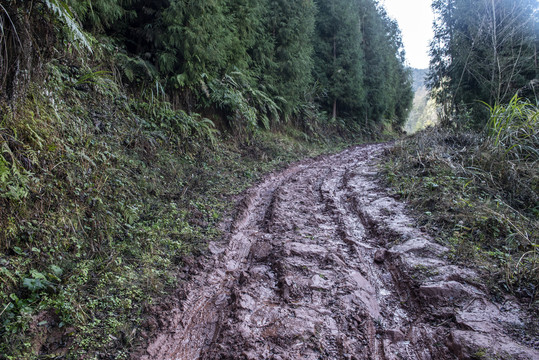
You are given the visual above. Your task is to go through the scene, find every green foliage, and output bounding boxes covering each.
[1,0,413,131]
[0,0,93,103]
[0,1,415,356]
[157,0,237,83]
[312,0,412,127]
[206,72,280,134]
[265,0,316,113]
[43,0,92,52]
[314,0,365,118]
[0,155,30,202]
[133,98,219,145]
[428,0,538,127]
[358,0,413,126]
[115,52,159,84]
[67,0,126,31]
[0,118,37,202]
[483,95,539,161]
[0,61,355,357]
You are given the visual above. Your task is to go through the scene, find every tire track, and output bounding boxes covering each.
[141,144,538,360]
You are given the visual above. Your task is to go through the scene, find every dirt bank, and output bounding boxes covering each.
[138,143,538,360]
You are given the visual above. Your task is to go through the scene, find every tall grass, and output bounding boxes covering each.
[383,96,538,303]
[482,96,538,299]
[483,95,539,161]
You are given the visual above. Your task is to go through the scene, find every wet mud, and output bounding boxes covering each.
[139,144,538,360]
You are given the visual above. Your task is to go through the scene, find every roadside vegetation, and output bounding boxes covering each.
[1,0,536,357]
[0,68,363,357]
[386,0,537,309]
[384,99,538,305]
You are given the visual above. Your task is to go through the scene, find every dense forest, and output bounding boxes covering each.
[427,0,537,127]
[1,0,413,129]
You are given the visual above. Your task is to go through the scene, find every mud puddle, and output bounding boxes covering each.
[138,144,538,360]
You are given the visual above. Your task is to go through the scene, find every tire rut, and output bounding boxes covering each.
[141,144,538,360]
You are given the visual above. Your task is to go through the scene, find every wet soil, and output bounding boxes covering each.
[138,143,538,360]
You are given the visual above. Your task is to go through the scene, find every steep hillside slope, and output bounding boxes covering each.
[404,69,438,134]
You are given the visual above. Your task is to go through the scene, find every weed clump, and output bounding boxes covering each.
[383,100,538,306]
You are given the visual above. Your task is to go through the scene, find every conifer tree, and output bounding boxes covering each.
[428,0,538,126]
[265,0,316,114]
[224,0,268,76]
[158,0,237,85]
[358,0,392,123]
[380,12,413,125]
[61,0,413,128]
[354,0,412,126]
[314,0,365,119]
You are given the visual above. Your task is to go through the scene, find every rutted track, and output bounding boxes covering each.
[140,144,538,360]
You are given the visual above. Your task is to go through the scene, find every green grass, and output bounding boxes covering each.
[483,95,538,160]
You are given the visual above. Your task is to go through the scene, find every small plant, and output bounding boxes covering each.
[482,95,539,161]
[0,144,33,201]
[205,71,281,137]
[133,100,218,146]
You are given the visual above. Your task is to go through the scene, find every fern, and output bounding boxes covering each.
[0,153,9,185]
[187,113,219,145]
[158,52,178,75]
[44,0,92,52]
[116,53,158,84]
[207,71,282,132]
[132,97,218,146]
[66,0,125,31]
[75,69,111,85]
[0,143,31,201]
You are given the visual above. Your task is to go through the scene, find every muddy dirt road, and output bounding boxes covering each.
[140,144,538,359]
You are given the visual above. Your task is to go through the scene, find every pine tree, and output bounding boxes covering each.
[314,0,365,119]
[265,0,316,114]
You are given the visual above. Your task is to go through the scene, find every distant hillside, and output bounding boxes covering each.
[404,68,438,133]
[411,68,428,92]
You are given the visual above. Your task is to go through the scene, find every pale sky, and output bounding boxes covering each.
[380,0,434,69]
